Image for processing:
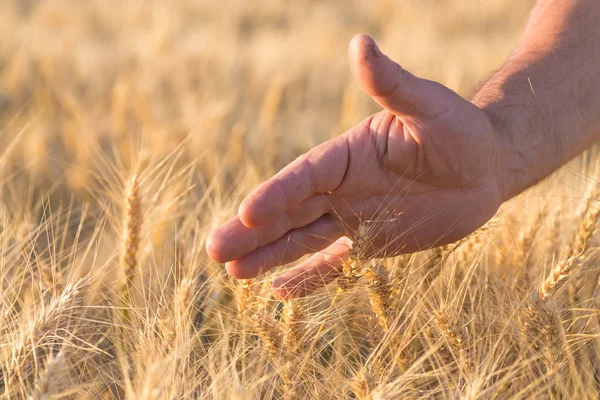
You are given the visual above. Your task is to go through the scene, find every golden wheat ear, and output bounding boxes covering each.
[120,173,143,321]
[31,350,67,399]
[364,262,392,332]
[539,184,600,301]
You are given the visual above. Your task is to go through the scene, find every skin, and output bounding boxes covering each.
[207,0,600,298]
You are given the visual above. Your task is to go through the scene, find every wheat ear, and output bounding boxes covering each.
[520,196,599,394]
[237,278,258,319]
[297,225,369,385]
[569,190,600,258]
[158,275,196,351]
[254,308,283,362]
[311,225,368,346]
[539,193,600,301]
[30,350,67,400]
[520,298,563,390]
[517,204,546,270]
[281,299,308,400]
[350,368,375,400]
[120,173,142,322]
[282,299,307,355]
[434,309,469,372]
[8,277,89,387]
[364,262,391,332]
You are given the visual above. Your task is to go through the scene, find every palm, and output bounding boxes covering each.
[206,34,504,297]
[331,104,501,256]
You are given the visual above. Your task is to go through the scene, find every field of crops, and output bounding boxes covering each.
[6,1,600,398]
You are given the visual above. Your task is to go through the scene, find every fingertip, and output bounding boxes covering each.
[238,198,262,228]
[224,260,253,280]
[238,186,280,228]
[348,33,379,78]
[226,256,272,280]
[205,229,228,264]
[206,218,251,263]
[348,33,408,102]
[349,33,377,61]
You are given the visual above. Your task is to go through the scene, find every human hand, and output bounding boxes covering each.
[206,34,508,298]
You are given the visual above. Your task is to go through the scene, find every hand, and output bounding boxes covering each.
[206,34,507,298]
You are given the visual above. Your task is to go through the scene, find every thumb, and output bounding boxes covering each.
[349,34,456,118]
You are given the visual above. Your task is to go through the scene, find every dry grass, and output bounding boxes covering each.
[7,0,600,398]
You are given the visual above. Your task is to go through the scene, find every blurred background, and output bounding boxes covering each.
[15,2,600,399]
[0,0,535,207]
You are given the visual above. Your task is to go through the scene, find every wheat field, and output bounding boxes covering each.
[5,1,600,398]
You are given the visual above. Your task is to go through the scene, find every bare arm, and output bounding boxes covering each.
[474,0,600,201]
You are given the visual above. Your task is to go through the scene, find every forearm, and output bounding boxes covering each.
[472,0,600,201]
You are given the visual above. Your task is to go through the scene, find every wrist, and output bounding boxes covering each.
[477,98,562,205]
[473,95,530,204]
[480,105,518,204]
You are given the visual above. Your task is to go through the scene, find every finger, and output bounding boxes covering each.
[271,237,351,299]
[238,134,349,228]
[225,214,345,279]
[348,34,455,118]
[206,194,331,263]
